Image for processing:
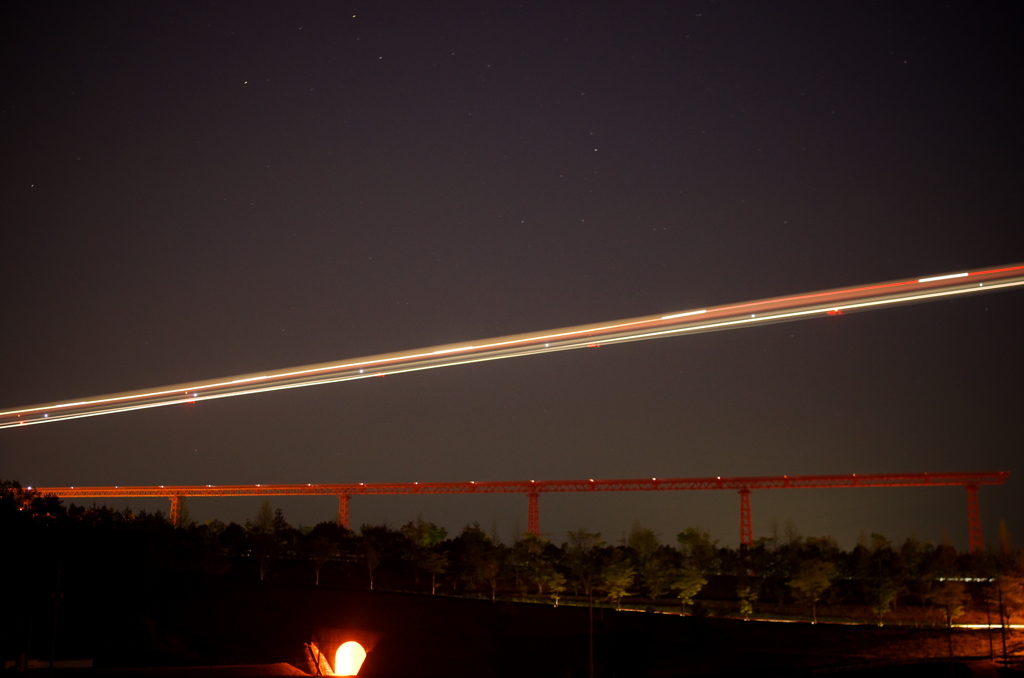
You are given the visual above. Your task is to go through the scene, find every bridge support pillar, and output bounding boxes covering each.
[527,492,540,535]
[169,495,181,528]
[337,494,350,531]
[739,488,753,547]
[966,484,983,552]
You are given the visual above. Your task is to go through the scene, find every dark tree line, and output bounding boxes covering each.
[4,480,1023,629]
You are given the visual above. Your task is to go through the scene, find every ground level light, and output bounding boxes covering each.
[334,641,366,676]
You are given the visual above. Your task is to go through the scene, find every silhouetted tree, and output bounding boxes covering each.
[788,558,836,623]
[400,517,447,586]
[452,523,501,597]
[246,502,279,581]
[641,550,678,600]
[737,583,758,620]
[176,497,193,529]
[627,521,660,571]
[421,551,449,594]
[248,501,274,534]
[929,580,968,661]
[565,529,605,600]
[677,527,718,574]
[360,524,396,590]
[871,580,900,625]
[189,521,231,576]
[672,569,707,614]
[480,557,502,601]
[547,570,568,606]
[306,536,337,586]
[600,553,635,610]
[512,532,560,597]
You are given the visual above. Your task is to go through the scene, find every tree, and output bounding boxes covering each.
[565,528,604,678]
[307,536,336,586]
[870,533,893,552]
[400,517,447,547]
[546,570,568,606]
[997,520,1015,571]
[932,539,960,580]
[176,497,193,529]
[641,551,678,600]
[900,535,936,606]
[420,551,449,595]
[627,521,661,570]
[601,555,636,610]
[479,557,501,601]
[247,501,279,581]
[672,569,707,614]
[452,523,501,597]
[986,571,1024,625]
[565,529,605,600]
[529,561,557,595]
[997,571,1024,619]
[929,581,968,662]
[364,542,381,590]
[252,535,276,581]
[788,559,836,623]
[360,524,394,590]
[677,527,718,574]
[509,533,563,598]
[272,508,302,558]
[400,517,447,587]
[737,583,758,620]
[191,521,231,576]
[872,580,900,625]
[510,533,546,596]
[0,479,29,515]
[248,501,274,534]
[272,507,289,534]
[986,570,1024,665]
[784,518,801,546]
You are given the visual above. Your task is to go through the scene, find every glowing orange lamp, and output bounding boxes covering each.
[334,641,367,676]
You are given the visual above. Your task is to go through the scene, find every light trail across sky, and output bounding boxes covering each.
[3,263,1023,429]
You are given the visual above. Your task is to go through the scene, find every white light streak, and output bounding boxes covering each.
[918,272,967,283]
[432,346,475,354]
[2,264,1022,429]
[661,309,706,320]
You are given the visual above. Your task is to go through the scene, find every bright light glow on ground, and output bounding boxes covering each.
[334,641,366,676]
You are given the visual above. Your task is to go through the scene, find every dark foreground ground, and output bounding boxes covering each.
[26,580,1018,678]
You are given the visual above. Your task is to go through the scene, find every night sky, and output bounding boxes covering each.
[2,2,1022,549]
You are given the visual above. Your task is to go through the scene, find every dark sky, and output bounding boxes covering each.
[2,1,1022,549]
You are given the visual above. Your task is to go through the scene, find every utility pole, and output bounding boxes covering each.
[998,584,1008,666]
[588,589,594,678]
[23,605,34,672]
[985,599,995,660]
[49,562,62,677]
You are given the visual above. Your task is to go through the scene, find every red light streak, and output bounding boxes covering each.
[2,263,1023,428]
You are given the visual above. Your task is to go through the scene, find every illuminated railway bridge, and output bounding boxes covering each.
[32,470,1007,551]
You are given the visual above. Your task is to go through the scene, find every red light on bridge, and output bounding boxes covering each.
[827,309,842,316]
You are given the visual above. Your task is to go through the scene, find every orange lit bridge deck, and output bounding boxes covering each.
[31,470,1008,551]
